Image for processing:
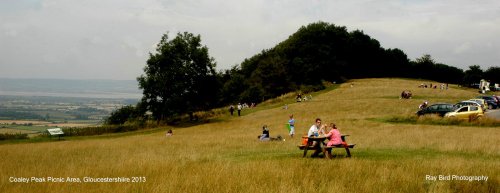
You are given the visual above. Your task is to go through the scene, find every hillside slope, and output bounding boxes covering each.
[1,78,498,193]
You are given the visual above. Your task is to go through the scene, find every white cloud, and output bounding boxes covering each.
[454,42,471,54]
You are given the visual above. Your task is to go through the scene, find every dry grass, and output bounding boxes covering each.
[0,78,498,193]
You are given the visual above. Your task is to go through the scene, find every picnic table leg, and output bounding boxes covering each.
[341,136,351,157]
[344,147,351,157]
[303,140,310,157]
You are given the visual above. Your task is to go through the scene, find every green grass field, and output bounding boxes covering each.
[0,78,498,193]
[1,125,52,132]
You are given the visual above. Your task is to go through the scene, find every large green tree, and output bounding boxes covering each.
[137,32,219,121]
[484,66,500,84]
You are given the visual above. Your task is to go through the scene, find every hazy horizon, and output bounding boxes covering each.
[0,78,141,99]
[0,77,139,81]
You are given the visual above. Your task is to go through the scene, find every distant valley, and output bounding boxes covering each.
[0,78,141,132]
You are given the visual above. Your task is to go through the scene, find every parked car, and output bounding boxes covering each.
[417,103,455,117]
[444,105,484,121]
[468,99,488,111]
[454,101,481,109]
[476,96,498,109]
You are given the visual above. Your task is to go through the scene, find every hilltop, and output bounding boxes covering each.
[133,22,499,124]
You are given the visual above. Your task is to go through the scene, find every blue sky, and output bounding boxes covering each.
[1,0,499,80]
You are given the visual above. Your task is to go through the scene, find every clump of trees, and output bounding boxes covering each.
[463,65,500,87]
[105,105,143,125]
[106,21,499,125]
[0,133,28,140]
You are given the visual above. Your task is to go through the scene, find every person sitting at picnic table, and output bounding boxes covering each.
[308,118,326,137]
[324,123,346,147]
[307,118,327,157]
[258,125,270,141]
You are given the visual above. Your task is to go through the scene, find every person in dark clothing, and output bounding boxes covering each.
[259,125,270,141]
[296,93,302,102]
[229,105,235,116]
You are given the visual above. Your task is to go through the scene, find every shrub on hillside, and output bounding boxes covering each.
[62,125,142,136]
[0,133,29,140]
[105,105,143,125]
[299,84,325,94]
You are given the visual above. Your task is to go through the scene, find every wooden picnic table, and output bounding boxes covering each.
[299,134,355,158]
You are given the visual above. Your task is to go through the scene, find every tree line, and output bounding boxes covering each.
[106,21,499,125]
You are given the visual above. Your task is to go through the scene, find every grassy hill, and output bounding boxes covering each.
[0,78,498,193]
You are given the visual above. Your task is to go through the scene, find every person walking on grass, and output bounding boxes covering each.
[288,114,295,138]
[237,103,242,116]
[229,105,235,116]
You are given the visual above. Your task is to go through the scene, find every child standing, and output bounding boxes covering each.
[288,114,295,138]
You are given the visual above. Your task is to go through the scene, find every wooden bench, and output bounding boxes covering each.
[323,144,355,158]
[297,145,315,150]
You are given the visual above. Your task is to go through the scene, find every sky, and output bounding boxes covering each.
[1,0,499,80]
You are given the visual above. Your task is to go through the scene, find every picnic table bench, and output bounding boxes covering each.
[298,134,355,158]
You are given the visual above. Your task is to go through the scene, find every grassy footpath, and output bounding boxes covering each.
[0,78,498,193]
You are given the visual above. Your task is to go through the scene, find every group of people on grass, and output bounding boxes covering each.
[296,93,313,102]
[259,116,346,152]
[229,103,257,116]
[419,83,448,90]
[259,114,295,141]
